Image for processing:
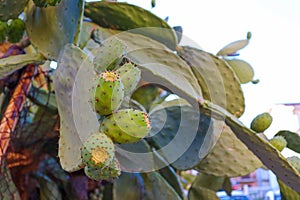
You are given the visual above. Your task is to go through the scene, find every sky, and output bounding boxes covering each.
[118,0,300,157]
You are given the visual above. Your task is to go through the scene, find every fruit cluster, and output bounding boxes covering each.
[81,62,151,180]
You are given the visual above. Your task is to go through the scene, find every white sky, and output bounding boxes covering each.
[119,0,300,157]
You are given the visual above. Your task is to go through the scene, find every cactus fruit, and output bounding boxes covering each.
[91,71,124,116]
[0,21,8,43]
[7,19,25,43]
[33,0,62,7]
[250,112,272,133]
[81,132,115,168]
[115,62,141,97]
[269,136,287,151]
[99,109,151,144]
[287,156,300,173]
[84,159,121,181]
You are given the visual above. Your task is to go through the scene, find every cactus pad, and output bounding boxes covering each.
[84,1,177,50]
[81,132,115,168]
[196,125,262,177]
[33,0,62,7]
[116,62,141,97]
[91,71,124,116]
[250,112,272,133]
[0,0,28,21]
[100,109,151,144]
[287,156,300,173]
[225,59,254,84]
[269,136,287,152]
[25,0,84,60]
[216,32,250,56]
[275,130,300,153]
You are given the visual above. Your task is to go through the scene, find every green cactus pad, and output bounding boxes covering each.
[216,32,250,56]
[250,112,273,133]
[196,125,262,177]
[25,0,84,60]
[0,0,28,21]
[92,38,126,73]
[199,100,300,192]
[131,84,160,112]
[84,1,177,50]
[278,179,300,200]
[81,132,115,168]
[188,185,219,200]
[100,109,151,144]
[287,156,300,173]
[225,59,254,84]
[177,46,245,117]
[0,21,8,43]
[269,136,287,152]
[275,130,300,153]
[53,44,97,172]
[91,71,124,116]
[116,62,141,97]
[7,18,25,43]
[149,101,223,170]
[0,53,45,79]
[84,158,121,181]
[33,0,62,7]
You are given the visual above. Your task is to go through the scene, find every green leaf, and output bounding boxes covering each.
[177,46,245,117]
[84,1,177,50]
[25,0,84,60]
[113,173,145,200]
[199,99,300,193]
[275,130,300,153]
[142,172,182,200]
[149,101,223,170]
[196,125,262,177]
[0,53,45,79]
[0,161,21,200]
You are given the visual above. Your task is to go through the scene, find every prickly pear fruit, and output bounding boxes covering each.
[116,62,141,97]
[7,19,25,43]
[250,112,272,133]
[84,158,121,181]
[0,21,8,43]
[99,109,151,144]
[81,132,115,168]
[91,71,124,116]
[287,156,300,173]
[269,136,287,151]
[33,0,62,7]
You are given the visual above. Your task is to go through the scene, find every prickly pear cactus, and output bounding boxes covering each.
[7,18,25,43]
[250,112,273,133]
[115,62,141,97]
[91,71,124,116]
[287,156,300,173]
[81,132,115,168]
[269,136,287,151]
[100,109,151,143]
[84,158,121,181]
[0,0,28,21]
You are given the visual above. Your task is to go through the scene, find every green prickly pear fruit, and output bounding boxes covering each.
[116,62,141,97]
[81,132,115,168]
[269,136,287,151]
[84,158,121,181]
[250,112,272,133]
[0,21,8,43]
[99,109,151,144]
[287,156,300,173]
[33,0,62,7]
[7,19,25,43]
[91,71,124,116]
